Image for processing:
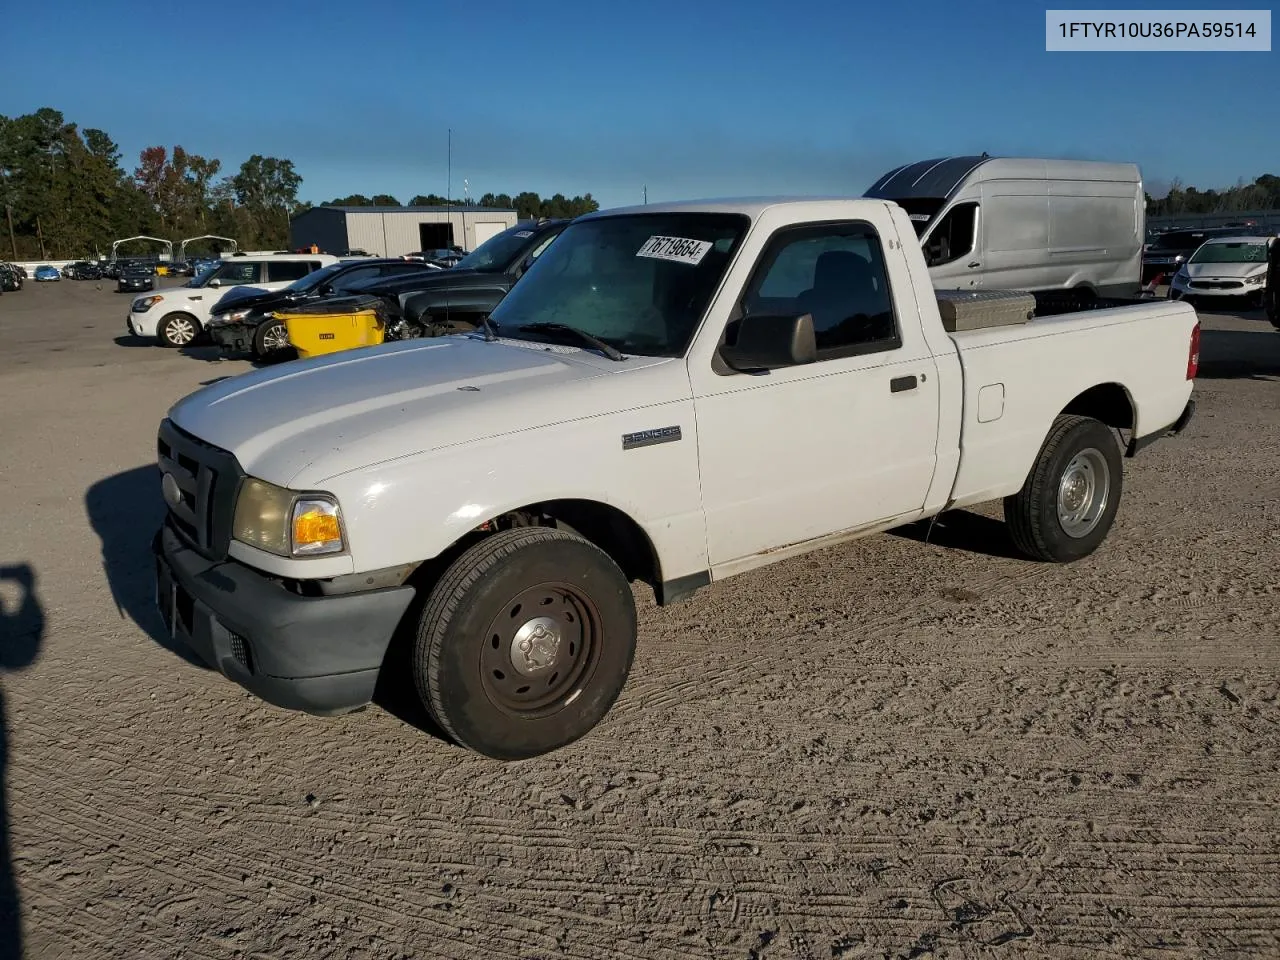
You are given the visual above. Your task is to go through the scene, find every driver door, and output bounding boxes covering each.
[690,212,941,569]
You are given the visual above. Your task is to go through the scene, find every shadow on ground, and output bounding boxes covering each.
[1197,327,1280,380]
[85,467,208,670]
[372,611,451,747]
[0,563,45,959]
[889,509,1028,561]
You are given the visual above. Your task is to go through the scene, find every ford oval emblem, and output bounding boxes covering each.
[161,472,182,508]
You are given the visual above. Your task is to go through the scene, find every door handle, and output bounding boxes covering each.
[890,375,918,393]
[967,261,981,268]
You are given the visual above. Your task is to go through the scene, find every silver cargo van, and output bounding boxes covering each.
[865,156,1144,297]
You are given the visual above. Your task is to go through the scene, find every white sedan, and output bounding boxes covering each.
[1169,235,1273,307]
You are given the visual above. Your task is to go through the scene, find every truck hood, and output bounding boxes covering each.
[167,335,672,487]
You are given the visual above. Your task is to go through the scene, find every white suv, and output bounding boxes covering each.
[127,254,339,346]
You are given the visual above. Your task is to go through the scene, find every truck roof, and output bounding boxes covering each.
[580,196,887,219]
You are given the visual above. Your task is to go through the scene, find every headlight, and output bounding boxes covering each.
[208,309,250,327]
[133,295,164,312]
[232,477,345,557]
[1245,274,1265,286]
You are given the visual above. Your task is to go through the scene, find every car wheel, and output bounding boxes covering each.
[158,313,199,348]
[413,527,638,760]
[1004,415,1123,563]
[253,318,291,357]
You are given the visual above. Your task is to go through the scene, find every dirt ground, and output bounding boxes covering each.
[0,278,1277,960]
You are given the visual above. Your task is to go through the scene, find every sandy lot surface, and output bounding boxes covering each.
[0,279,1278,960]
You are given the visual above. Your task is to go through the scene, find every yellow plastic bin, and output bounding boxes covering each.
[278,297,387,359]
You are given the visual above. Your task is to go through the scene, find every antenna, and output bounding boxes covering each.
[643,185,647,205]
[463,178,469,251]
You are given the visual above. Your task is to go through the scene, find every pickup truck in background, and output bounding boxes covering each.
[152,197,1199,760]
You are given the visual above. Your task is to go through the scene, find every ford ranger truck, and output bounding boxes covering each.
[152,198,1199,761]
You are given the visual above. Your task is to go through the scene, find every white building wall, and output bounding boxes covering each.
[343,210,518,257]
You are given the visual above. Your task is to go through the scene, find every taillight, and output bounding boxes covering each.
[1187,321,1200,380]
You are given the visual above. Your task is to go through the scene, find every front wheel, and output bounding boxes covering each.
[158,313,199,348]
[414,527,638,760]
[253,318,291,357]
[1004,415,1123,563]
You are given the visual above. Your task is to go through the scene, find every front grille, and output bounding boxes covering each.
[157,419,245,561]
[1189,280,1243,290]
[229,633,255,674]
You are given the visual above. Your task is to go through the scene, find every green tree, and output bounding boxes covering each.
[231,155,303,247]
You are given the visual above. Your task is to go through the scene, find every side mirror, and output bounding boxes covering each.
[318,283,335,297]
[719,313,817,371]
[209,279,221,287]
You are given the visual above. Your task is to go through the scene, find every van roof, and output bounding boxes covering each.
[865,156,1141,201]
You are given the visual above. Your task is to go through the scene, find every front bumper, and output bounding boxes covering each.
[153,522,416,715]
[208,320,259,355]
[119,281,153,291]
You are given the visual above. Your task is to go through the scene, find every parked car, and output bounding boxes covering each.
[1169,235,1274,309]
[118,263,156,293]
[1266,236,1279,327]
[0,262,23,291]
[33,265,60,281]
[65,260,103,280]
[866,156,1146,297]
[206,258,441,357]
[152,196,1198,759]
[1141,228,1239,283]
[335,219,570,339]
[405,247,466,267]
[127,253,338,346]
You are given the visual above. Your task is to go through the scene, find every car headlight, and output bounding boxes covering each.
[232,477,346,557]
[208,309,251,327]
[1244,274,1265,286]
[133,295,164,312]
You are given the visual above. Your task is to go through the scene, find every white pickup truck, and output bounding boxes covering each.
[152,197,1199,760]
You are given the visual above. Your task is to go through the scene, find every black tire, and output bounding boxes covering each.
[253,318,291,358]
[414,527,637,760]
[1004,415,1123,563]
[158,312,200,348]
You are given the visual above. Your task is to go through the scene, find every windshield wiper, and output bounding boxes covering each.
[517,322,625,361]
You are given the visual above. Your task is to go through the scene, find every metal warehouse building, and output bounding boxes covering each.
[289,205,519,257]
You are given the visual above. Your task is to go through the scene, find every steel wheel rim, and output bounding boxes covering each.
[1057,447,1110,538]
[166,318,195,345]
[261,322,290,352]
[479,580,602,717]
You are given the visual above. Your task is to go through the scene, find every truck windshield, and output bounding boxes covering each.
[490,213,749,358]
[453,225,542,272]
[1189,241,1269,264]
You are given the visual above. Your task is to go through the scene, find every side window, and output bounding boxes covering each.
[742,223,899,357]
[332,266,383,291]
[267,260,312,283]
[527,232,559,261]
[923,202,978,265]
[216,262,262,284]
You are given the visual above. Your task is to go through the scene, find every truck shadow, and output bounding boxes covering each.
[371,619,451,746]
[1,562,45,959]
[889,510,1028,561]
[1197,327,1280,380]
[84,467,209,670]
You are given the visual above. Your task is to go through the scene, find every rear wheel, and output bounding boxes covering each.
[414,527,638,760]
[158,313,199,348]
[1004,415,1123,563]
[253,318,291,357]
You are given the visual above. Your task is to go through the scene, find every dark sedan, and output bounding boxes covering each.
[118,264,156,292]
[65,260,103,280]
[206,258,439,357]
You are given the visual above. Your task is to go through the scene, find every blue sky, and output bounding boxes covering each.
[1,0,1275,209]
